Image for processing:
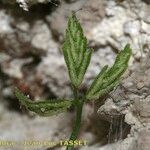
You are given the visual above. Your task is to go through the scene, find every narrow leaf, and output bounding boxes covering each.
[87,79,119,100]
[86,44,132,100]
[62,13,92,88]
[15,88,73,116]
[86,65,109,97]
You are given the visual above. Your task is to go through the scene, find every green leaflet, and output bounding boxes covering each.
[14,14,132,150]
[86,44,132,100]
[62,13,93,88]
[15,88,73,117]
[86,65,109,97]
[89,79,120,100]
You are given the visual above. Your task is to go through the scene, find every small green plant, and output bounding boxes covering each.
[15,13,132,150]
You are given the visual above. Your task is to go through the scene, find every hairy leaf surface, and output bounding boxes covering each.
[63,13,92,88]
[15,88,73,116]
[86,44,132,100]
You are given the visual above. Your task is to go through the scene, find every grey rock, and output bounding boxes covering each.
[1,0,62,11]
[0,0,150,149]
[136,129,150,150]
[0,53,32,78]
[0,9,49,57]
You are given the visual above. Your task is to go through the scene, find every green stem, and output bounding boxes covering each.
[66,88,84,150]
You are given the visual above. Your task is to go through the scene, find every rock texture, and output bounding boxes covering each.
[97,55,150,150]
[1,0,62,11]
[0,0,149,150]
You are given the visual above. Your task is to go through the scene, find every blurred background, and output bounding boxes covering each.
[0,0,149,150]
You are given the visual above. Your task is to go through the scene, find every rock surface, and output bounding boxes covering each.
[0,0,149,149]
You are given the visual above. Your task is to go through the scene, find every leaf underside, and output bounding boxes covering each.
[63,13,92,88]
[86,44,132,100]
[15,88,72,116]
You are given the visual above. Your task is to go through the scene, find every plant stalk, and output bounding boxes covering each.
[66,88,84,150]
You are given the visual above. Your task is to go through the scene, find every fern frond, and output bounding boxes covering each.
[62,13,93,88]
[15,88,73,116]
[86,44,132,100]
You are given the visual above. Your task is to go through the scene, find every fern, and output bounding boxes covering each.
[15,13,132,150]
